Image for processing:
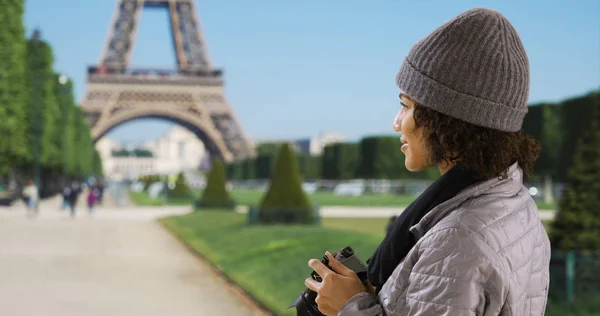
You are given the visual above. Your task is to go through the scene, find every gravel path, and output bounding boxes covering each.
[0,200,268,316]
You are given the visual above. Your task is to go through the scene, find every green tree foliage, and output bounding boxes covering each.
[557,92,599,180]
[321,143,359,180]
[0,18,101,190]
[241,158,256,179]
[139,174,162,191]
[92,149,103,177]
[25,36,62,169]
[254,154,273,179]
[256,142,283,156]
[75,117,95,177]
[522,92,599,182]
[356,136,403,179]
[258,143,315,224]
[197,158,235,209]
[64,104,81,177]
[297,154,321,180]
[550,100,600,250]
[111,148,153,157]
[356,136,439,180]
[52,73,75,174]
[168,172,191,198]
[523,103,563,181]
[0,0,27,174]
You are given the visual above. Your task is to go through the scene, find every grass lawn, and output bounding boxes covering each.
[161,211,382,315]
[322,217,389,238]
[129,191,162,206]
[162,211,594,316]
[135,189,557,210]
[218,190,418,208]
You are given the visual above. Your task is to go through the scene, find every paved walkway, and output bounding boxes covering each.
[0,198,267,316]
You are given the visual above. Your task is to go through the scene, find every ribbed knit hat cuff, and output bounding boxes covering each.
[396,58,528,132]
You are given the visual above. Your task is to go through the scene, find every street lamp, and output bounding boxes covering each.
[58,75,68,85]
[58,74,71,187]
[31,28,72,199]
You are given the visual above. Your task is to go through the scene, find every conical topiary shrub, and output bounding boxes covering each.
[256,143,315,224]
[550,95,600,250]
[195,158,236,210]
[167,172,191,199]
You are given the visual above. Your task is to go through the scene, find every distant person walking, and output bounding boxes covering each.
[96,181,105,205]
[22,180,39,216]
[87,188,98,213]
[67,181,82,217]
[61,185,72,211]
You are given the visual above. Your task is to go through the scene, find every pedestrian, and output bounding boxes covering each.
[67,181,81,217]
[96,181,105,205]
[22,179,39,216]
[87,188,98,213]
[305,8,551,315]
[61,185,72,211]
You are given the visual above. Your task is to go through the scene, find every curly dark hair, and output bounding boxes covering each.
[413,104,541,181]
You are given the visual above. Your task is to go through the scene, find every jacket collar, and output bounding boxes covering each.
[409,162,523,239]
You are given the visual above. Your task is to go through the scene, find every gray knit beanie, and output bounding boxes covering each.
[396,8,529,132]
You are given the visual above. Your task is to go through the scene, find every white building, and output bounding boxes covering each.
[96,125,207,180]
[142,125,206,174]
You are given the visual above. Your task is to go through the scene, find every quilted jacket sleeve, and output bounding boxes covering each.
[339,228,507,316]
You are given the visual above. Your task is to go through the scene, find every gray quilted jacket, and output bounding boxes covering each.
[340,163,551,315]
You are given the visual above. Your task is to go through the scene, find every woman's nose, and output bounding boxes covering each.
[392,111,402,132]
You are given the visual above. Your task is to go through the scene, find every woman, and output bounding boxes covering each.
[305,8,551,315]
[22,179,39,215]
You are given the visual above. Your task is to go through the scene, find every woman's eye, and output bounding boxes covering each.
[400,101,408,109]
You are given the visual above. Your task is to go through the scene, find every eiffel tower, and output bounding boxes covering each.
[82,0,254,162]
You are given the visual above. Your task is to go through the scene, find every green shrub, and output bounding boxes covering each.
[167,172,191,199]
[257,143,315,224]
[550,96,600,250]
[196,158,235,210]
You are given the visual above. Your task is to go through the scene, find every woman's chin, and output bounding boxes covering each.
[404,160,427,172]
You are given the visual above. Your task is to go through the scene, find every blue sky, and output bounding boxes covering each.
[25,0,600,144]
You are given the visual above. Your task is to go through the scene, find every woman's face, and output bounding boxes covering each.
[393,94,431,172]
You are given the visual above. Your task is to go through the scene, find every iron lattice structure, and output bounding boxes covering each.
[82,0,254,162]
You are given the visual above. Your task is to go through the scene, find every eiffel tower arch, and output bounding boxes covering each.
[82,0,254,162]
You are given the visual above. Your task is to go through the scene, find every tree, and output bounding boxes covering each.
[64,104,81,177]
[168,172,191,198]
[321,143,358,180]
[92,149,103,177]
[257,143,315,224]
[0,0,28,175]
[53,74,76,176]
[196,158,235,209]
[550,99,600,250]
[24,35,62,169]
[557,92,599,181]
[297,154,321,180]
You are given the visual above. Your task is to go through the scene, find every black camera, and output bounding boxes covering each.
[288,246,369,316]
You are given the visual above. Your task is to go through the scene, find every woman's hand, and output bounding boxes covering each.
[305,252,368,315]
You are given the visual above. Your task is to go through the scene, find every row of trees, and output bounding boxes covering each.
[548,92,600,250]
[0,1,102,196]
[522,91,599,182]
[225,91,598,183]
[226,136,438,181]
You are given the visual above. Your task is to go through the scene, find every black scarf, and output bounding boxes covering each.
[367,165,479,293]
